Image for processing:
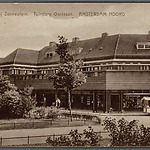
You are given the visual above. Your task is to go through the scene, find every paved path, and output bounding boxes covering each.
[0,125,107,146]
[1,109,150,146]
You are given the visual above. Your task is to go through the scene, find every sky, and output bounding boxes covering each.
[0,3,150,57]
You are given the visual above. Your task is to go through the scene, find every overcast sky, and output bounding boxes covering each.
[0,3,150,57]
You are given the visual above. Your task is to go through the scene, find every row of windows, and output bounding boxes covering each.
[83,65,150,72]
[10,69,36,75]
[15,74,48,80]
[2,64,150,76]
[137,42,150,49]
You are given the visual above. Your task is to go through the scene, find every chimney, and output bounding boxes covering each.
[72,37,80,43]
[49,41,56,47]
[147,31,150,40]
[101,32,108,38]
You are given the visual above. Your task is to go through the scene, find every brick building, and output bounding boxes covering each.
[1,32,150,112]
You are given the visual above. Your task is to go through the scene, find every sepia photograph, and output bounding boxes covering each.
[0,2,150,147]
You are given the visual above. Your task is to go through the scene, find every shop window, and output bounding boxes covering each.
[39,75,43,79]
[87,96,91,105]
[26,76,29,80]
[123,96,143,109]
[81,96,84,104]
[22,76,25,80]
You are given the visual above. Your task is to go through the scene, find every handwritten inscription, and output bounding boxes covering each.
[0,11,126,18]
[4,12,28,16]
[79,12,125,17]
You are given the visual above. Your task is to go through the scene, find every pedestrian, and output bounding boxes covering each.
[55,97,61,108]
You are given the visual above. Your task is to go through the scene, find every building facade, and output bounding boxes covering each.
[1,32,150,112]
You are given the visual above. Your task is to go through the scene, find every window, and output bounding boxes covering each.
[137,42,150,49]
[47,53,49,57]
[138,44,144,49]
[46,51,55,58]
[94,67,98,71]
[94,72,98,77]
[49,53,53,57]
[98,66,102,70]
[145,44,150,49]
[81,96,84,104]
[86,96,91,105]
[82,68,86,71]
[69,47,83,55]
[140,65,150,70]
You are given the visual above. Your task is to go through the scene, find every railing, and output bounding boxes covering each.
[0,131,109,146]
[0,118,99,130]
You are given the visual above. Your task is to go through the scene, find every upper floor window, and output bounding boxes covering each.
[45,51,55,58]
[145,44,150,49]
[136,42,150,49]
[69,47,83,55]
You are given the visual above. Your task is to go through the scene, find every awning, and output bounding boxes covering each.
[141,97,150,101]
[124,93,150,96]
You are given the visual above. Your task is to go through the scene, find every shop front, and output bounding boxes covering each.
[123,93,150,112]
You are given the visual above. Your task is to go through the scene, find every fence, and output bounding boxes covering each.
[0,118,99,130]
[0,131,109,146]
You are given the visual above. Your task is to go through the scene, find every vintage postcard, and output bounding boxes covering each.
[0,2,150,147]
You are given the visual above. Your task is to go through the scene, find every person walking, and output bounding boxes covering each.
[55,97,61,108]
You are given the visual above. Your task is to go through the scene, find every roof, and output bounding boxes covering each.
[37,45,59,65]
[0,48,39,65]
[37,35,118,65]
[116,34,150,59]
[0,58,3,63]
[75,35,118,61]
[2,33,150,66]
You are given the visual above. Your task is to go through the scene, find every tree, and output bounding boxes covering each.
[49,36,86,119]
[19,86,36,116]
[0,75,35,119]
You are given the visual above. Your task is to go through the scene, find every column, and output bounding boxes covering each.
[105,90,111,113]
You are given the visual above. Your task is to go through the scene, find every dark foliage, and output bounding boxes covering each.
[103,117,150,146]
[46,126,101,146]
[0,75,35,119]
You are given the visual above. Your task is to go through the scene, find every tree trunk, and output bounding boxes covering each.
[68,90,72,121]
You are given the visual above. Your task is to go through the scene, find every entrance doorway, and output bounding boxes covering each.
[111,95,120,111]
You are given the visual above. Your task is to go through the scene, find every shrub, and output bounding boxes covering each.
[60,112,101,123]
[46,135,71,146]
[46,126,101,146]
[30,106,60,119]
[31,107,45,119]
[0,75,35,119]
[103,117,150,146]
[83,126,101,146]
[45,106,60,120]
